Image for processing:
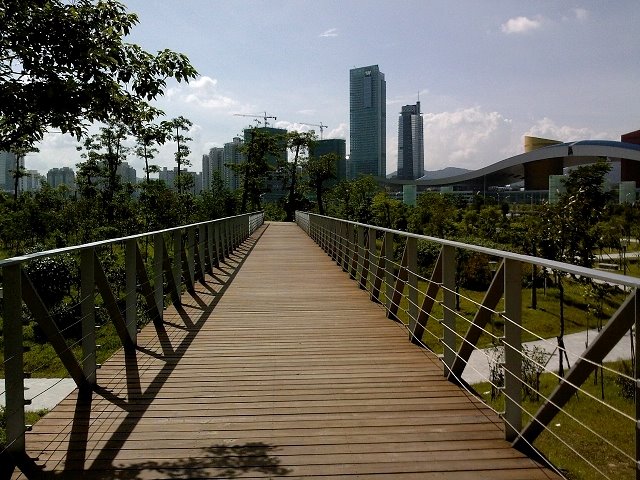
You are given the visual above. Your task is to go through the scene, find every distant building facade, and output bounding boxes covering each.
[20,170,44,192]
[46,167,76,191]
[310,139,347,184]
[202,147,224,191]
[159,167,202,194]
[349,65,386,179]
[223,137,245,190]
[117,162,137,185]
[0,151,21,193]
[397,102,424,180]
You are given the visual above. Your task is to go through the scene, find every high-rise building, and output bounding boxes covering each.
[47,166,76,191]
[223,137,244,190]
[397,102,424,180]
[310,139,347,184]
[116,161,137,185]
[202,147,224,190]
[349,65,386,179]
[20,170,44,192]
[0,151,21,192]
[159,166,202,194]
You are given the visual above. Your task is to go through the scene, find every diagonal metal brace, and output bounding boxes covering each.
[449,260,504,381]
[515,289,638,449]
[21,270,88,389]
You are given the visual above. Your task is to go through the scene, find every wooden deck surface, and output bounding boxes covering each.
[12,222,559,479]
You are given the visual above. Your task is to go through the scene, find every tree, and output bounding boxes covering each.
[4,142,39,202]
[306,153,337,215]
[163,116,193,194]
[327,176,381,223]
[76,122,129,226]
[234,127,284,213]
[133,115,169,183]
[282,131,316,221]
[539,160,612,378]
[1,0,198,152]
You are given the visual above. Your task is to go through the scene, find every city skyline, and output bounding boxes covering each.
[24,1,640,179]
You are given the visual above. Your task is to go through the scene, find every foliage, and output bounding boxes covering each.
[1,0,197,152]
[326,176,381,223]
[306,152,337,215]
[282,130,316,221]
[234,127,285,213]
[541,160,612,268]
[23,249,75,308]
[163,116,193,195]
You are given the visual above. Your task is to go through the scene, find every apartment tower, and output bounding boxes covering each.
[349,65,386,178]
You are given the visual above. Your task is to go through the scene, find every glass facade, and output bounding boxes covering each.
[397,102,424,180]
[349,65,386,179]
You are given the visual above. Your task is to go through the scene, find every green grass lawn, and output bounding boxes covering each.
[473,361,635,480]
[384,276,625,355]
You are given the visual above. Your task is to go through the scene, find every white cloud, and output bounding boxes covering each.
[319,28,338,38]
[327,122,347,140]
[574,8,589,22]
[525,117,611,142]
[501,16,543,34]
[423,107,518,171]
[168,75,239,110]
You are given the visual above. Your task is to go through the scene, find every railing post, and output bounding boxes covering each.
[442,245,456,376]
[368,228,376,294]
[342,223,351,273]
[213,222,221,265]
[125,238,137,345]
[633,289,639,480]
[349,224,358,279]
[3,263,26,455]
[384,231,394,312]
[187,226,196,286]
[154,233,164,319]
[332,219,339,261]
[358,226,367,290]
[198,224,206,281]
[503,258,522,441]
[173,229,183,295]
[81,247,96,386]
[407,237,418,333]
[206,223,215,273]
[223,219,230,257]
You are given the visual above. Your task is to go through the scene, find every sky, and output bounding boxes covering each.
[29,0,640,177]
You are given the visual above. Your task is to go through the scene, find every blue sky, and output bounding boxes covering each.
[30,0,640,176]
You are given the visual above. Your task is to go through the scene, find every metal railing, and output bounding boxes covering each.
[296,211,640,479]
[1,211,264,457]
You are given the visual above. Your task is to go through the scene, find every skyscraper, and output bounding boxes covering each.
[223,137,244,190]
[202,147,223,190]
[349,65,386,179]
[397,102,424,180]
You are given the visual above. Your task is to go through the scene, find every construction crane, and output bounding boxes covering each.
[298,122,328,140]
[233,111,277,128]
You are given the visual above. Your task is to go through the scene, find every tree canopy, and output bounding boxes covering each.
[0,0,198,151]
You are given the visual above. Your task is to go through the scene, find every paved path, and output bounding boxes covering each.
[461,328,633,385]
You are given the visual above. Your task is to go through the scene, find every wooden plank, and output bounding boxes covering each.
[14,222,558,479]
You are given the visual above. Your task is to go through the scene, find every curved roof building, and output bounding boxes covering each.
[383,135,640,191]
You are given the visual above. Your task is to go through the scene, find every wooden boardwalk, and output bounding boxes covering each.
[12,222,559,479]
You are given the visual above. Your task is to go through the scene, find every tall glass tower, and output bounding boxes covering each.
[349,65,386,179]
[397,102,424,180]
